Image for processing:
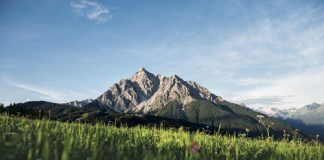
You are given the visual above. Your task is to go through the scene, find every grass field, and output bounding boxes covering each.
[0,115,323,160]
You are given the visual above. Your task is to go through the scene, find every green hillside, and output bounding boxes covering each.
[152,100,300,138]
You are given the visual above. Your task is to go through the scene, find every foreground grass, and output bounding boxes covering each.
[0,115,323,160]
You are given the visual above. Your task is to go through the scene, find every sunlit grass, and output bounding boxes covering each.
[0,115,323,160]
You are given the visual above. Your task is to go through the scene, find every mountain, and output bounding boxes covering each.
[288,103,324,125]
[284,102,324,141]
[65,99,93,107]
[252,103,324,125]
[249,103,324,140]
[83,68,299,137]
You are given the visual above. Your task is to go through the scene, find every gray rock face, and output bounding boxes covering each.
[65,99,93,107]
[94,68,222,113]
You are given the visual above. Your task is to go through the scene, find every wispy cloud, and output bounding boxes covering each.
[70,0,112,22]
[232,96,294,106]
[230,67,324,109]
[2,76,90,103]
[119,3,324,109]
[189,6,324,78]
[13,83,66,102]
[222,6,324,108]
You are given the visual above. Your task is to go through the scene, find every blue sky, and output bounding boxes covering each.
[1,0,324,109]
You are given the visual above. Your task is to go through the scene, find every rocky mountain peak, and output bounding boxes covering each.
[131,68,156,83]
[131,67,152,78]
[90,68,222,113]
[305,103,321,110]
[130,68,159,97]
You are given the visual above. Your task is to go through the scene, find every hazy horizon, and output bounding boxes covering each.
[1,0,324,109]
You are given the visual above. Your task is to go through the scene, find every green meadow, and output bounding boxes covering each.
[0,115,323,160]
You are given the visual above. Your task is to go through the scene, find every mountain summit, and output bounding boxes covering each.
[87,68,223,113]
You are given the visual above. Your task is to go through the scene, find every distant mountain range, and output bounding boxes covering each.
[248,103,324,140]
[65,99,93,107]
[249,103,324,125]
[289,103,324,125]
[2,68,312,139]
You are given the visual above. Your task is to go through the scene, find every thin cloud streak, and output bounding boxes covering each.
[2,76,90,103]
[13,83,65,101]
[70,0,112,22]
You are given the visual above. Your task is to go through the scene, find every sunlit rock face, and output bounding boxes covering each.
[92,68,222,113]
